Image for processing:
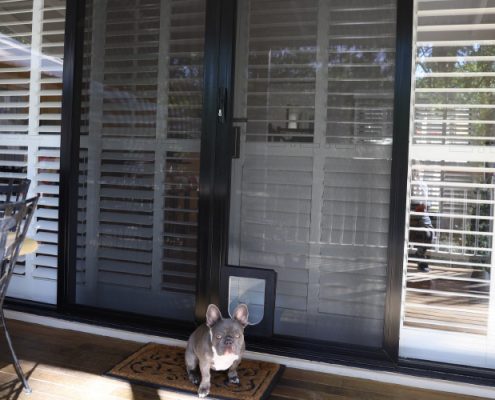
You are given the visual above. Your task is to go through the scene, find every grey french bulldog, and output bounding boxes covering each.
[185,303,249,398]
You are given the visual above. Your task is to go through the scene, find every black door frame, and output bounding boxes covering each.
[198,0,415,364]
[196,0,237,320]
[55,0,412,366]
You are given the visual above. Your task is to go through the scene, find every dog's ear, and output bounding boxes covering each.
[206,304,222,327]
[232,304,249,327]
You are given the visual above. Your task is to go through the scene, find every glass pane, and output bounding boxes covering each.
[228,276,265,325]
[229,0,397,346]
[75,0,205,320]
[0,0,66,304]
[406,161,493,333]
[401,0,495,369]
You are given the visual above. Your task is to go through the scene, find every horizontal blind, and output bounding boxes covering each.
[0,0,32,136]
[413,0,495,146]
[161,0,204,293]
[231,0,397,346]
[0,0,65,304]
[77,148,88,285]
[39,0,64,136]
[162,151,200,292]
[75,0,93,286]
[236,0,319,342]
[33,146,60,281]
[76,0,204,319]
[404,0,495,337]
[239,153,313,313]
[0,146,28,179]
[92,0,161,291]
[0,144,28,276]
[245,0,317,143]
[315,0,395,342]
[327,0,396,144]
[32,0,64,286]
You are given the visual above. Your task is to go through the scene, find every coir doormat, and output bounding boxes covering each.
[106,343,284,400]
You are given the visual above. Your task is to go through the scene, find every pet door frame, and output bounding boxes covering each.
[219,265,276,337]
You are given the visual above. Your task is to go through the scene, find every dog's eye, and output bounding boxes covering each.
[216,334,222,339]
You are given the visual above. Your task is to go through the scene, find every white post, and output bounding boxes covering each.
[307,0,329,314]
[487,175,495,367]
[24,0,44,295]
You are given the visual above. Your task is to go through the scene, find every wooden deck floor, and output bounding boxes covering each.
[0,319,490,400]
[404,262,490,335]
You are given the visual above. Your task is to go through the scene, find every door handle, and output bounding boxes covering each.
[231,117,247,159]
[232,126,240,159]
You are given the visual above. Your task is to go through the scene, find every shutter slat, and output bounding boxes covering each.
[418,7,495,17]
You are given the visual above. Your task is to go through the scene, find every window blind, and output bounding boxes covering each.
[0,0,65,304]
[229,0,397,346]
[0,0,31,136]
[403,0,495,339]
[245,0,317,143]
[76,0,205,320]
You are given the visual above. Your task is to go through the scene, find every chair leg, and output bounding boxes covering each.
[0,310,32,393]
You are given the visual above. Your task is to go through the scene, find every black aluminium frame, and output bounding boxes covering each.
[199,0,414,365]
[2,0,492,386]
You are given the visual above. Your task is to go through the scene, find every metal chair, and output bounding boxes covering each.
[0,178,31,203]
[0,196,39,393]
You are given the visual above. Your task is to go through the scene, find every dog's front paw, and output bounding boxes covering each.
[198,383,210,398]
[228,374,240,385]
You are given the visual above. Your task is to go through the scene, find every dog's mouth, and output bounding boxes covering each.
[222,345,236,355]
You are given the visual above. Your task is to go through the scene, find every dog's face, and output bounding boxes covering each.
[206,304,248,356]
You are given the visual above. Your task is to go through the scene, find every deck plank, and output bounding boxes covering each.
[0,319,490,400]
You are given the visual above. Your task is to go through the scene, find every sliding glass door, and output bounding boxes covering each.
[68,0,408,353]
[75,0,205,320]
[227,0,398,346]
[400,0,495,368]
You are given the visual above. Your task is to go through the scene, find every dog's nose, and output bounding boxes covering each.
[224,336,233,345]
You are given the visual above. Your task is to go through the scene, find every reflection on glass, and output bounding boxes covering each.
[228,276,266,325]
[405,161,493,335]
[75,0,205,320]
[403,0,494,345]
[229,0,397,346]
[414,1,495,147]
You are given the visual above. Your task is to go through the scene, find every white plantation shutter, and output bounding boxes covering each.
[326,1,396,144]
[75,0,93,288]
[318,1,395,340]
[0,146,28,180]
[229,0,396,346]
[243,0,317,143]
[0,0,65,304]
[0,0,31,137]
[162,1,203,293]
[76,0,204,319]
[401,0,495,368]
